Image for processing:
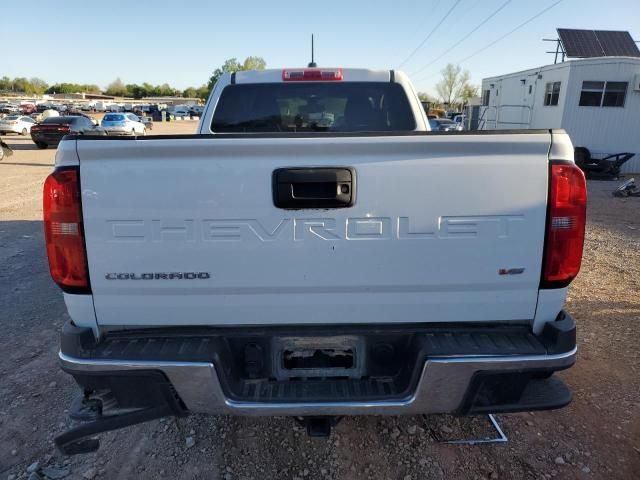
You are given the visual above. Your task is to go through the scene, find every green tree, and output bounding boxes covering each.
[0,76,11,91]
[45,84,60,94]
[46,83,78,94]
[29,77,49,94]
[125,84,149,99]
[158,83,178,96]
[40,82,99,94]
[141,82,155,95]
[0,77,99,95]
[435,64,472,107]
[208,58,242,91]
[105,78,127,97]
[195,85,210,100]
[182,87,198,98]
[11,77,31,93]
[242,56,266,71]
[207,56,266,92]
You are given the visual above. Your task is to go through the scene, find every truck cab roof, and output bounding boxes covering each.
[231,68,395,84]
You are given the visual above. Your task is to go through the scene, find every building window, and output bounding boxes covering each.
[544,82,561,106]
[602,82,627,107]
[529,85,533,94]
[482,89,490,106]
[579,81,605,106]
[579,81,628,107]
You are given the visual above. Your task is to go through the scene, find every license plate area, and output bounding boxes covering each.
[283,348,354,369]
[273,336,365,380]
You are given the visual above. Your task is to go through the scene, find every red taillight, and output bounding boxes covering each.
[58,125,71,133]
[43,168,90,292]
[541,162,587,288]
[282,68,343,81]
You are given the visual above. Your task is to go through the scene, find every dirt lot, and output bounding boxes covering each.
[0,124,638,480]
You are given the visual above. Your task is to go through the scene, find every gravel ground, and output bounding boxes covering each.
[0,125,638,480]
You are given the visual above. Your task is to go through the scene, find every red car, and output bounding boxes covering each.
[20,104,37,115]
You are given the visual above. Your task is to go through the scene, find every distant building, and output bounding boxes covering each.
[141,96,202,106]
[50,92,117,101]
[479,57,640,173]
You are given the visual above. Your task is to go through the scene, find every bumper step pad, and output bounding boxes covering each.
[467,376,572,415]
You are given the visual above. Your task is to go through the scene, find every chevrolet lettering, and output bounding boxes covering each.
[105,215,525,242]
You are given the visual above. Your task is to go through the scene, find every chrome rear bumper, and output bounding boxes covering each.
[60,347,576,416]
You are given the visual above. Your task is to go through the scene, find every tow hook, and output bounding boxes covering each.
[55,391,181,455]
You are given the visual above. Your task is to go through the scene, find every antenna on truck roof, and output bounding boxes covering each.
[308,34,317,68]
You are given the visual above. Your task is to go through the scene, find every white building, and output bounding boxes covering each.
[479,57,640,173]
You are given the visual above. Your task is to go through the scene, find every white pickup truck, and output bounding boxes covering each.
[45,68,586,453]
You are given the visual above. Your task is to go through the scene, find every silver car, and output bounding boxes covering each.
[0,115,36,135]
[101,113,147,136]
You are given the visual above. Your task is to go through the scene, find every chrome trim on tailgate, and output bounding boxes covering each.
[59,348,576,416]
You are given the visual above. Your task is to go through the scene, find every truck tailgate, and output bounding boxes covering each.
[77,133,550,327]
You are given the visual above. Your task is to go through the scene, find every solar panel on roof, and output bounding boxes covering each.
[595,30,640,57]
[557,28,640,58]
[557,29,603,57]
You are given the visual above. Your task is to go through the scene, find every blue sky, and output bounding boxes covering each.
[3,0,639,95]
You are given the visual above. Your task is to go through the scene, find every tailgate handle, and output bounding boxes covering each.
[273,168,355,209]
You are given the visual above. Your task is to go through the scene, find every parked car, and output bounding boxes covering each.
[48,67,585,452]
[20,104,38,115]
[170,108,191,118]
[0,115,36,135]
[188,106,204,116]
[428,118,463,131]
[30,115,96,149]
[100,113,146,136]
[0,104,19,114]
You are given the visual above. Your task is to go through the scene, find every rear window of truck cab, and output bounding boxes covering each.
[211,82,416,133]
